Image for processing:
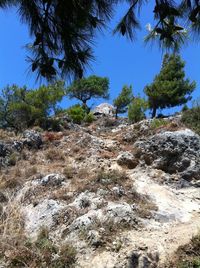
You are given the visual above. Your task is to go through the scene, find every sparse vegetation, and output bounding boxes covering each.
[66,104,86,124]
[0,224,77,268]
[24,166,38,178]
[113,85,133,118]
[150,118,168,129]
[128,97,148,123]
[84,112,95,124]
[63,165,74,179]
[45,148,65,161]
[182,102,200,135]
[167,233,200,268]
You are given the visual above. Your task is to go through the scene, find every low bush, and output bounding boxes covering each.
[182,104,200,135]
[66,104,86,124]
[128,97,148,123]
[150,118,168,129]
[84,112,95,123]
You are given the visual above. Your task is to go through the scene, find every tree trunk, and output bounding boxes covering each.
[115,109,118,119]
[82,101,89,113]
[151,107,157,118]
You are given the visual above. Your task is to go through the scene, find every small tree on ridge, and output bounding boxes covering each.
[113,85,133,118]
[144,54,196,118]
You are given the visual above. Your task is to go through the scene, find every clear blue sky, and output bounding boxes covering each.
[0,3,199,116]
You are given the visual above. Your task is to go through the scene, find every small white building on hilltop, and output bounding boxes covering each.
[93,103,115,116]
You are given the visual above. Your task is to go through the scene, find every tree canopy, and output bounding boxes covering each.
[0,0,199,80]
[0,81,65,131]
[144,53,196,118]
[113,85,133,118]
[66,75,109,110]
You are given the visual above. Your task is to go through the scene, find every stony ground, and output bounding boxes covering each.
[0,115,199,267]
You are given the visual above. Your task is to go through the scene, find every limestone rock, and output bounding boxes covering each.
[105,202,136,225]
[117,151,139,169]
[23,130,42,149]
[135,129,200,180]
[39,173,65,187]
[23,199,66,237]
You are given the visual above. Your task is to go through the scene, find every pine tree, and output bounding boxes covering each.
[0,1,198,79]
[113,85,133,118]
[144,54,196,118]
[66,76,109,111]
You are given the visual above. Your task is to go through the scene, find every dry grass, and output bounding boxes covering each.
[43,132,63,143]
[0,174,22,190]
[24,166,38,178]
[0,129,16,140]
[63,165,74,179]
[68,168,157,219]
[0,199,77,268]
[45,148,66,161]
[165,233,200,268]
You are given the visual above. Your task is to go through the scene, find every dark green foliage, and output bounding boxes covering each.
[128,97,148,123]
[66,76,109,110]
[182,101,200,135]
[0,81,65,131]
[113,85,133,118]
[1,1,114,80]
[0,1,200,79]
[144,54,196,118]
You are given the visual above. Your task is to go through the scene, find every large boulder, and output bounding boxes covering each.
[134,129,200,180]
[93,103,115,116]
[23,130,42,149]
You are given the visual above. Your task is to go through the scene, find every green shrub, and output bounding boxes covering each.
[0,82,65,132]
[182,103,200,135]
[182,104,189,112]
[128,97,148,123]
[150,118,168,129]
[67,104,86,124]
[84,112,95,123]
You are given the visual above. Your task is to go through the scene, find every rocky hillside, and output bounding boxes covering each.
[0,114,199,268]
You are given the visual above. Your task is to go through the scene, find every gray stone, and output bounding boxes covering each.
[105,202,136,225]
[0,141,23,158]
[39,173,65,187]
[87,230,102,247]
[69,210,99,231]
[135,129,200,181]
[23,130,42,148]
[23,199,66,237]
[117,151,139,169]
